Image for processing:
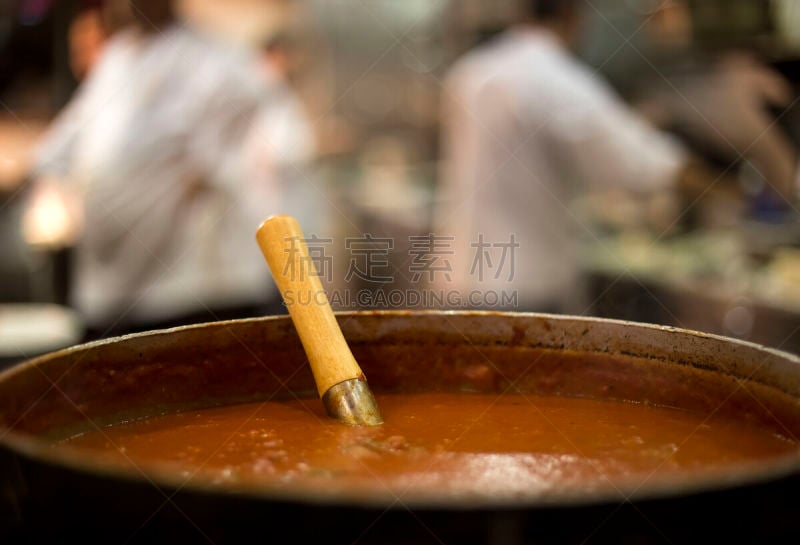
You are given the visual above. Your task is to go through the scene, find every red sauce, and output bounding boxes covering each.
[57,393,798,499]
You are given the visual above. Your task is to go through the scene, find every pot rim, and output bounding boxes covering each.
[2,310,799,510]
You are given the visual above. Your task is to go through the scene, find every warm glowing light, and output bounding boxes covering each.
[22,180,83,248]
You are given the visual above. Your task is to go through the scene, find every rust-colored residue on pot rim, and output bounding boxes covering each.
[1,310,799,509]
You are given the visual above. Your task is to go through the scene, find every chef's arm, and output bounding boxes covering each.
[672,158,742,203]
[30,83,93,181]
[22,87,92,247]
[745,127,798,204]
[634,54,799,204]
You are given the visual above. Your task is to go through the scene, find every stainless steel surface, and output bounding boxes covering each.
[322,377,384,426]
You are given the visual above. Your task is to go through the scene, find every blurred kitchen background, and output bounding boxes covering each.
[2,0,800,366]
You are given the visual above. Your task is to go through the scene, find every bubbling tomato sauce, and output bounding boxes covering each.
[56,393,798,500]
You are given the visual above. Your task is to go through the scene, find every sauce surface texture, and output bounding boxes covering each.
[57,393,798,499]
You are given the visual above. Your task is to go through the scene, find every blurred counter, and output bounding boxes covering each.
[582,223,800,354]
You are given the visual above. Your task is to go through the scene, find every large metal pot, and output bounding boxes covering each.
[1,311,799,544]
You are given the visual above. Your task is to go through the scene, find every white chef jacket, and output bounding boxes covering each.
[243,77,320,235]
[436,27,688,311]
[33,24,310,328]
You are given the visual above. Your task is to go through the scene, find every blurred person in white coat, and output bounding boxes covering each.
[25,0,315,337]
[245,32,319,236]
[436,0,797,314]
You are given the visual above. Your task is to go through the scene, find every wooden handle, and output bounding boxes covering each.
[256,215,364,397]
